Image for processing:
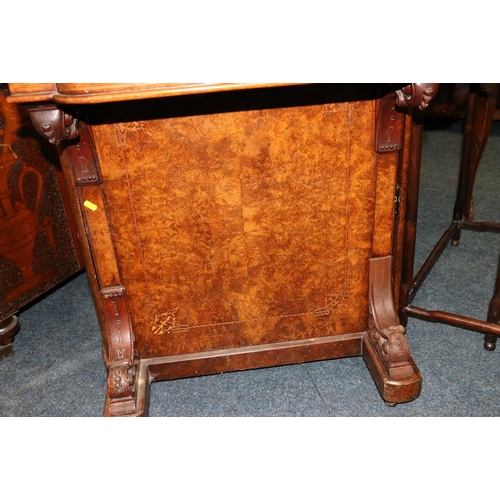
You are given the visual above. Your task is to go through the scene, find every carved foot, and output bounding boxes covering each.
[363,256,422,404]
[100,286,148,416]
[363,332,422,405]
[104,361,140,416]
[103,359,149,417]
[0,315,20,361]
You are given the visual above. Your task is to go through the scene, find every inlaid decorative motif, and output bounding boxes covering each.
[0,86,80,316]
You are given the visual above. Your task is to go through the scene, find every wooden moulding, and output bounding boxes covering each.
[8,83,301,105]
[107,313,421,416]
[105,332,364,417]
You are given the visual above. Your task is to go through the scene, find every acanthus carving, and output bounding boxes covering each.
[28,105,79,145]
[367,256,415,381]
[395,83,439,111]
[108,362,137,399]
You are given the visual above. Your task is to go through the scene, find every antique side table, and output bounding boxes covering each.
[399,83,500,349]
[8,83,437,416]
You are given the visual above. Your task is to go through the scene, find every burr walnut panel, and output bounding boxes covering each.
[89,99,380,358]
[9,83,433,415]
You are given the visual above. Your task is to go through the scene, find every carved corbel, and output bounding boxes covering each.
[101,286,138,416]
[28,105,79,145]
[376,84,439,154]
[367,256,416,381]
[395,83,439,110]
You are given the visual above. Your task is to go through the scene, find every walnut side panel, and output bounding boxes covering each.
[90,100,379,359]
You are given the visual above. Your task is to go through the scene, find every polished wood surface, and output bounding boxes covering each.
[7,83,301,104]
[0,84,83,359]
[400,83,500,349]
[9,83,436,415]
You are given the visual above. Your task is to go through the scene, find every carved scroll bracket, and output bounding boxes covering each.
[28,105,79,145]
[367,256,415,381]
[395,83,439,111]
[376,84,439,154]
[101,286,138,414]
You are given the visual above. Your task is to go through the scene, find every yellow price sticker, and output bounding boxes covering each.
[84,200,98,211]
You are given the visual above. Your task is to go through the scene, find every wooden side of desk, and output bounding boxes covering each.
[9,83,436,415]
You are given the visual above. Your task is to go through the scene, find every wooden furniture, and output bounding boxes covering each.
[400,83,500,350]
[8,83,438,416]
[422,83,500,120]
[0,84,83,361]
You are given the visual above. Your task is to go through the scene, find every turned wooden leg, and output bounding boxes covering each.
[0,315,20,361]
[452,84,499,246]
[484,255,500,351]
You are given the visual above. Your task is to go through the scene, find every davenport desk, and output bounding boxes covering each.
[8,83,438,416]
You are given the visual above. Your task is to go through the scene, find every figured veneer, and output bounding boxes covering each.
[8,83,437,416]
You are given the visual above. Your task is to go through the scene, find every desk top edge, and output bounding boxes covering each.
[6,83,305,104]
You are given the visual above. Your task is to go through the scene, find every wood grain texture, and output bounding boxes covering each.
[7,83,301,104]
[10,83,428,413]
[88,98,383,358]
[79,184,121,287]
[0,85,81,320]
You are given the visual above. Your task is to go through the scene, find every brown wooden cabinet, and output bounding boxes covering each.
[7,83,437,416]
[0,84,83,360]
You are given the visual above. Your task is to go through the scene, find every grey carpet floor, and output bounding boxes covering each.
[1,117,499,417]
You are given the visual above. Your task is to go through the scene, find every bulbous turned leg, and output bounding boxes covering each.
[0,315,20,361]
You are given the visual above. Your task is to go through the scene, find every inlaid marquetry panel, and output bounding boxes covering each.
[0,85,81,319]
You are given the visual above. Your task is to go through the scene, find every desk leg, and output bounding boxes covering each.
[399,109,423,322]
[485,255,500,351]
[0,315,20,361]
[452,84,498,245]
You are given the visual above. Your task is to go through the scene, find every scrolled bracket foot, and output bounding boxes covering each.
[363,256,422,404]
[100,286,146,416]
